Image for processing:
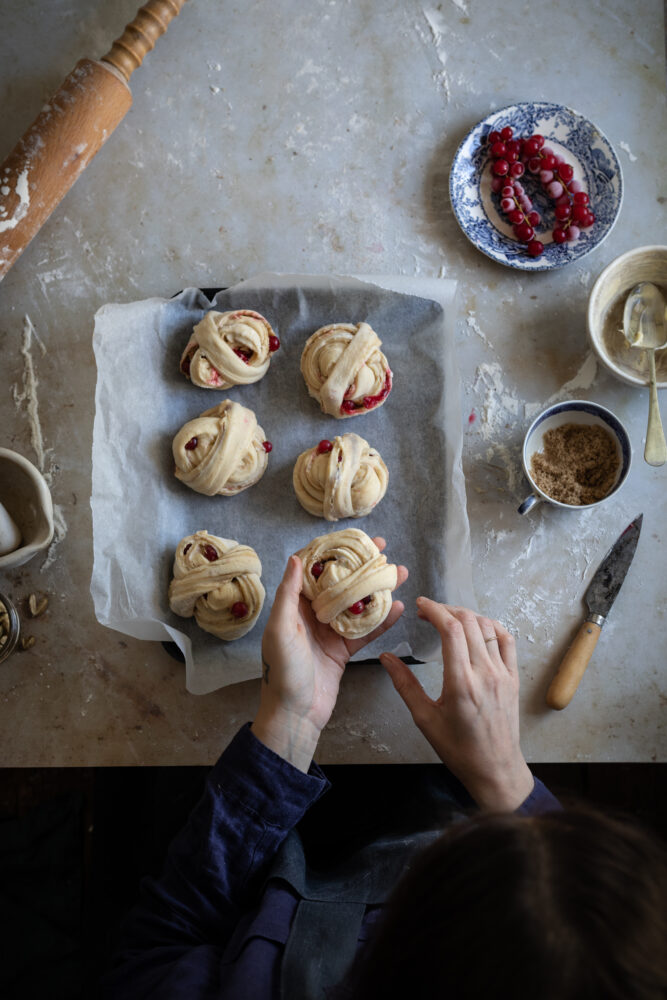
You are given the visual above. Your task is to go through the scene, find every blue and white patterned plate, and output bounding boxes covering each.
[449,102,623,272]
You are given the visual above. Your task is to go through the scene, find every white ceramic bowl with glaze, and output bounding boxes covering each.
[0,449,54,569]
[587,245,667,389]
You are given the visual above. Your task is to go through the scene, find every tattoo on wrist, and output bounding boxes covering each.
[261,657,270,685]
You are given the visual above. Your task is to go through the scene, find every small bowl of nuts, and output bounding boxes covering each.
[0,593,20,663]
[0,448,54,569]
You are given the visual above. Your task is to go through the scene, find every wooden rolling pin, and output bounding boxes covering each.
[0,0,188,281]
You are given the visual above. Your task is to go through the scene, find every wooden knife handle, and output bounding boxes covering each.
[546,620,602,710]
[103,0,188,81]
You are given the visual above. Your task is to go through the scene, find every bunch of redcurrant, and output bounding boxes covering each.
[486,126,595,257]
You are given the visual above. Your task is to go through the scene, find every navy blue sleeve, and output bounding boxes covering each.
[103,723,329,999]
[515,776,562,816]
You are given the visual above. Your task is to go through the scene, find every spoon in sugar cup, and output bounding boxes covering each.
[622,281,667,467]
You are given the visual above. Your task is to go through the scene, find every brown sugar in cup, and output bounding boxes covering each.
[518,400,631,515]
[530,423,620,506]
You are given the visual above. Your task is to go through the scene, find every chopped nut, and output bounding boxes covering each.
[0,595,18,660]
[19,635,35,651]
[28,593,49,618]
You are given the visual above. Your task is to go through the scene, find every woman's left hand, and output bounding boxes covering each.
[251,541,408,771]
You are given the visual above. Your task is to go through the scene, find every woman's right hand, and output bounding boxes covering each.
[380,599,534,811]
[252,542,407,772]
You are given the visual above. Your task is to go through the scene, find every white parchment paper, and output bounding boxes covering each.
[91,274,473,693]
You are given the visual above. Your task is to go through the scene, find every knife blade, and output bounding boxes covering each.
[546,514,643,710]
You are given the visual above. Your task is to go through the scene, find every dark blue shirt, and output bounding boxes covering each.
[104,724,560,999]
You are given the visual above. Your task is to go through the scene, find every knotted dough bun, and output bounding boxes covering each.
[300,322,392,418]
[172,400,269,496]
[293,433,388,521]
[168,531,265,640]
[180,309,278,388]
[297,528,398,639]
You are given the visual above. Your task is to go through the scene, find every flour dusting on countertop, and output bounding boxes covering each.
[417,8,451,99]
[485,441,521,493]
[465,320,611,648]
[466,310,493,349]
[619,141,637,162]
[468,348,601,498]
[11,315,69,570]
[473,361,522,438]
[41,504,68,572]
[508,523,542,567]
[12,315,46,470]
[503,582,563,646]
[524,352,598,419]
[483,527,511,555]
[327,719,392,754]
[475,506,609,648]
[0,167,30,233]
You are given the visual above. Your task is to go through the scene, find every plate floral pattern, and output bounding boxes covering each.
[449,102,623,271]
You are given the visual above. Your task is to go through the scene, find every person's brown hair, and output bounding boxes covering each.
[345,808,667,1000]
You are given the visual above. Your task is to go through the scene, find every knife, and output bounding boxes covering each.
[546,514,643,711]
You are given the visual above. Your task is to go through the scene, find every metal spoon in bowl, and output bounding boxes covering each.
[622,281,667,467]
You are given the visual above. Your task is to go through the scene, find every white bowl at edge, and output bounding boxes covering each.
[0,448,54,569]
[587,245,667,389]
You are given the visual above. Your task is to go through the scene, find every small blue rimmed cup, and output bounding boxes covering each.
[518,400,632,515]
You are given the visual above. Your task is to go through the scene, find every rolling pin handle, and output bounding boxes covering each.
[102,0,188,82]
[0,0,188,280]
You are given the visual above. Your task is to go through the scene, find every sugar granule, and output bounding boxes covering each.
[530,423,620,506]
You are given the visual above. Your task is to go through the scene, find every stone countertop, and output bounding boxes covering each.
[0,0,665,765]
